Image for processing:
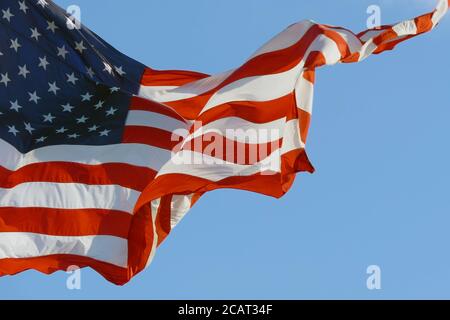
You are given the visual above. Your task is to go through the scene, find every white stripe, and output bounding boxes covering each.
[358,40,379,61]
[0,182,140,214]
[295,72,314,113]
[359,30,385,43]
[150,198,161,220]
[0,232,128,267]
[170,194,193,228]
[125,110,188,132]
[249,20,314,59]
[134,86,178,100]
[281,119,305,153]
[158,150,284,181]
[392,19,418,36]
[184,117,286,145]
[145,198,161,268]
[0,139,171,172]
[310,34,342,65]
[433,0,448,26]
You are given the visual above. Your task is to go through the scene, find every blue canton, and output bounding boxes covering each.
[0,0,146,153]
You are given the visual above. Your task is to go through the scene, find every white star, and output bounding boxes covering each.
[30,27,41,41]
[0,73,11,87]
[8,125,19,136]
[38,56,50,70]
[66,72,78,85]
[88,125,99,132]
[106,107,118,116]
[19,1,29,13]
[94,100,105,109]
[103,62,113,74]
[57,45,68,59]
[43,113,55,123]
[76,115,89,124]
[35,136,47,143]
[81,92,93,101]
[74,40,86,53]
[37,0,48,8]
[48,81,60,95]
[28,91,41,104]
[61,103,74,112]
[10,38,21,52]
[114,66,126,76]
[46,20,58,33]
[9,100,22,112]
[56,127,68,134]
[24,122,35,134]
[86,67,95,78]
[18,64,30,78]
[68,133,80,139]
[99,129,111,137]
[2,8,14,22]
[109,87,120,93]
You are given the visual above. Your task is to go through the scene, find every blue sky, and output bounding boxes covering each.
[1,0,450,299]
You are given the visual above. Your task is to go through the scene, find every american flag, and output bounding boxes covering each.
[0,0,447,285]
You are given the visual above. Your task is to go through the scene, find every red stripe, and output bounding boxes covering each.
[305,51,327,69]
[0,162,156,191]
[302,69,315,83]
[127,205,156,279]
[130,96,187,123]
[122,126,182,150]
[141,68,209,86]
[154,196,172,246]
[0,207,131,238]
[373,34,415,54]
[373,27,396,46]
[164,94,212,120]
[415,12,434,34]
[0,255,129,286]
[298,109,311,143]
